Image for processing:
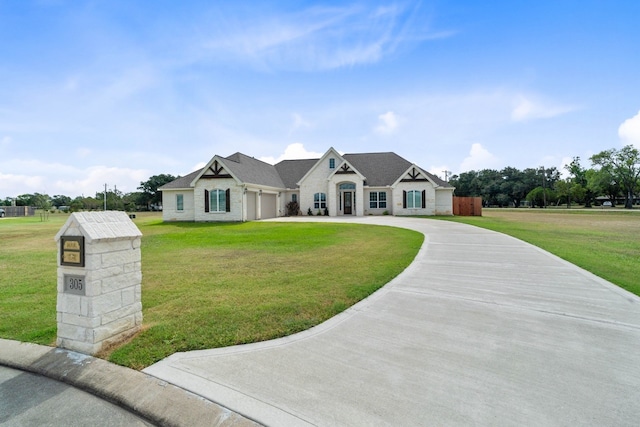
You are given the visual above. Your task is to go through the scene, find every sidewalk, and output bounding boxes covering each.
[144,217,640,426]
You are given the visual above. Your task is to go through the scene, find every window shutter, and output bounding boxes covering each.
[225,189,231,212]
[204,189,210,212]
[403,191,407,208]
[422,190,426,208]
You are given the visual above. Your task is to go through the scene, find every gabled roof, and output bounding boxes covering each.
[159,169,202,190]
[159,153,285,190]
[274,158,319,189]
[160,150,452,191]
[342,152,451,187]
[223,153,285,188]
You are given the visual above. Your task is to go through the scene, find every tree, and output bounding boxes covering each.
[586,168,618,206]
[565,157,594,207]
[52,194,72,208]
[526,187,558,207]
[138,174,178,210]
[591,145,640,209]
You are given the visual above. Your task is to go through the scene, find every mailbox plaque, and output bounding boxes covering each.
[60,236,85,267]
[63,274,86,296]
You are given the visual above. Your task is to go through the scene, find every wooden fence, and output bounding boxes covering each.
[453,197,482,216]
[0,206,36,217]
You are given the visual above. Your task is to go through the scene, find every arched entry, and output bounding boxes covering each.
[339,183,356,215]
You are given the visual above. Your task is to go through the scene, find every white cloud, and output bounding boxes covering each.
[458,143,501,172]
[260,143,324,164]
[511,95,578,122]
[375,111,400,134]
[0,158,150,197]
[618,110,640,147]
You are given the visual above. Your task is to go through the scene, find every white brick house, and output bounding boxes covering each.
[160,148,454,222]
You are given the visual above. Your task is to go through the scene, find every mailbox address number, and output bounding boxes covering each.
[64,274,86,296]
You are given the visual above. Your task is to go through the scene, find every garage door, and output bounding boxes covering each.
[246,192,257,221]
[261,194,277,219]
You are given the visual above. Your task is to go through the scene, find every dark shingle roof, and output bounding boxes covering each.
[274,158,319,189]
[343,152,410,186]
[223,153,285,188]
[343,152,451,187]
[158,169,202,190]
[159,151,452,191]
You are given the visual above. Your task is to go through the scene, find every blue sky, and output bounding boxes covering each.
[1,0,639,198]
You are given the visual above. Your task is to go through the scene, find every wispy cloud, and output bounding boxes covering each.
[511,94,579,122]
[198,2,454,71]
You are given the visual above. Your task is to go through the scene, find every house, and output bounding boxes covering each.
[159,147,454,222]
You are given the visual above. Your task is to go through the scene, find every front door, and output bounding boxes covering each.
[344,192,352,215]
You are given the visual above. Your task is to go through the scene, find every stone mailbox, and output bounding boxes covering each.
[55,211,143,355]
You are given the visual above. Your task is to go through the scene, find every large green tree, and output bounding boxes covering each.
[590,145,640,209]
[138,174,178,209]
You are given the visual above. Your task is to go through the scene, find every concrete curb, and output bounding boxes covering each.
[0,339,260,427]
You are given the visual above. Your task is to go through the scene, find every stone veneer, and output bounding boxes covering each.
[55,211,142,355]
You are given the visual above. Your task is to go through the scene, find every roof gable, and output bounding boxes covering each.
[190,155,241,186]
[296,147,344,186]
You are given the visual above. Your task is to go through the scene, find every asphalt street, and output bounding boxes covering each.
[0,365,154,426]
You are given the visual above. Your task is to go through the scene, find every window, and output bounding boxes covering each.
[314,192,327,209]
[329,158,335,169]
[292,194,298,203]
[339,183,355,190]
[204,188,230,213]
[404,190,424,209]
[369,191,387,209]
[176,194,184,211]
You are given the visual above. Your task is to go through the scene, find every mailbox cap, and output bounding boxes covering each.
[55,211,142,243]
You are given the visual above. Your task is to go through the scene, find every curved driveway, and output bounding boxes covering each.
[145,217,640,426]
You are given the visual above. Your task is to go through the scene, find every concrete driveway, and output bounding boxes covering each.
[145,217,640,426]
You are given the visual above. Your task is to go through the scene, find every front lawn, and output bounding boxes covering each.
[0,213,423,369]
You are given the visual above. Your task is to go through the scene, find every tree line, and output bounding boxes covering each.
[0,174,177,212]
[450,145,640,208]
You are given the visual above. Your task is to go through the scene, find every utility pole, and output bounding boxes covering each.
[540,167,547,208]
[443,170,452,182]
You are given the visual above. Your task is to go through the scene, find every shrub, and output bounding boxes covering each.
[286,201,300,216]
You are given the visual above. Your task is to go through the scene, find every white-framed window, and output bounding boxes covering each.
[406,190,422,209]
[329,158,335,169]
[176,194,184,211]
[205,188,230,213]
[314,192,327,209]
[292,194,298,203]
[369,191,387,209]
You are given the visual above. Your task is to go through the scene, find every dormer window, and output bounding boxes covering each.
[329,158,335,169]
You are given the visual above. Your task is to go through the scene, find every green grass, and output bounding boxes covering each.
[437,208,640,297]
[0,213,422,369]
